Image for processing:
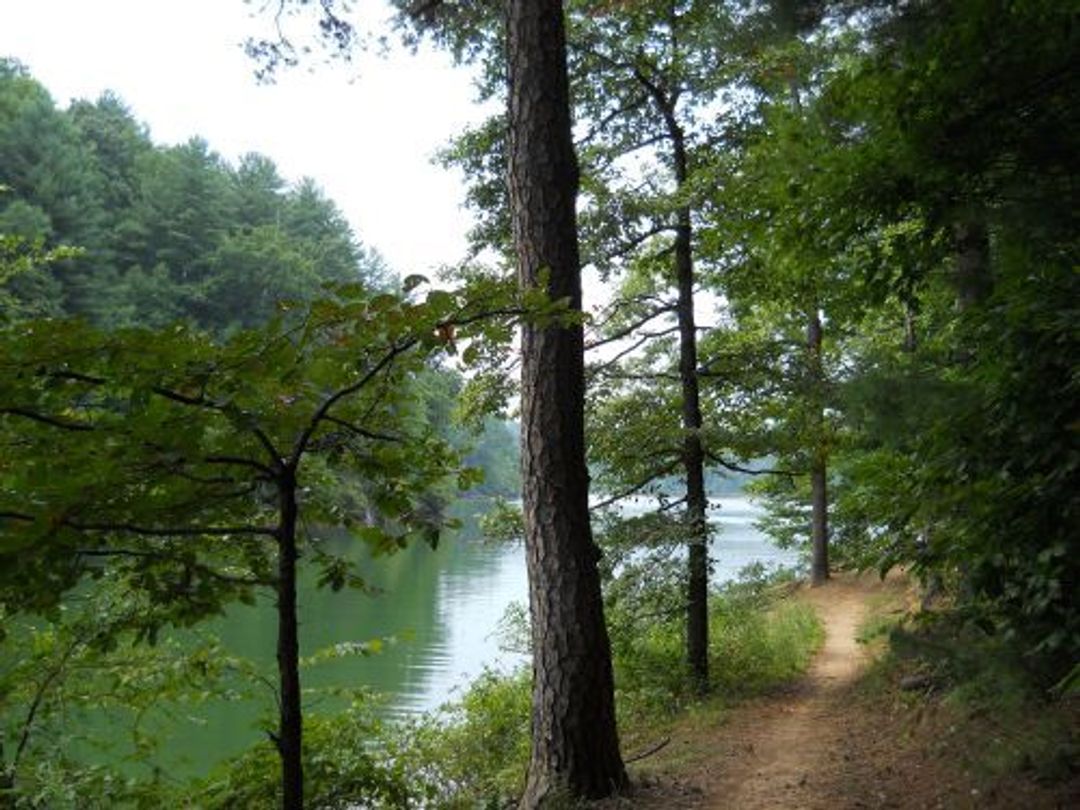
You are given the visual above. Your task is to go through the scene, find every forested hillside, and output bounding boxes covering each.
[0,57,519,496]
[0,60,388,330]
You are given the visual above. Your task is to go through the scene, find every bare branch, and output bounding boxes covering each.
[591,458,681,511]
[0,407,93,432]
[587,333,663,379]
[658,496,687,513]
[705,450,799,478]
[624,737,671,765]
[593,369,681,384]
[322,415,403,443]
[587,317,678,352]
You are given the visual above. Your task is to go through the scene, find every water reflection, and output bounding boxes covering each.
[164,496,794,775]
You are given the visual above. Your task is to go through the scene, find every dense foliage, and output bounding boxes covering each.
[757,0,1080,666]
[431,0,1078,677]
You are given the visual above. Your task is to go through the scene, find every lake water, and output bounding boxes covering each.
[154,495,797,776]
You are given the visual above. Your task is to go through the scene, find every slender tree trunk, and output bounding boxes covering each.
[781,47,830,588]
[953,220,991,311]
[507,1,627,805]
[671,153,709,694]
[276,468,303,810]
[635,59,711,693]
[903,300,918,352]
[807,310,829,586]
[809,454,829,586]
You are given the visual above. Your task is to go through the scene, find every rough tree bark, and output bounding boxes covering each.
[506,0,628,804]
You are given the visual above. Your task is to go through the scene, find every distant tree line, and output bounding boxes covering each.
[0,57,520,498]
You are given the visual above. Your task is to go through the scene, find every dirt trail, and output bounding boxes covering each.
[608,572,905,810]
[607,571,1076,810]
[700,575,878,809]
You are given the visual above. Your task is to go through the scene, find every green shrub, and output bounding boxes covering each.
[188,700,424,809]
[612,571,823,723]
[709,588,823,696]
[176,573,823,809]
[407,667,532,808]
[883,617,1079,784]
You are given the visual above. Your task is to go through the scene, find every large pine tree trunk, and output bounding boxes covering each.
[276,469,303,810]
[506,1,628,805]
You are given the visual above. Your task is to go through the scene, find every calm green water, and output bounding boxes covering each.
[116,496,794,777]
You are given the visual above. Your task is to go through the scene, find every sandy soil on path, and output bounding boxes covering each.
[698,574,875,809]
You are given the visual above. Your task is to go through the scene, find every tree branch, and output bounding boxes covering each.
[658,495,687,513]
[590,223,677,265]
[149,386,284,470]
[587,332,668,380]
[588,320,679,354]
[204,455,278,477]
[705,450,799,478]
[290,338,417,467]
[577,93,650,148]
[74,549,271,587]
[58,517,278,540]
[13,634,84,770]
[0,407,93,432]
[591,458,681,512]
[322,415,402,443]
[592,369,681,384]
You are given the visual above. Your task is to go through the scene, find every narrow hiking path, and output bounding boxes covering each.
[699,575,875,809]
[603,571,1077,810]
[603,571,913,810]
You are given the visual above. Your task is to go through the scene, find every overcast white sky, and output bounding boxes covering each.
[0,0,490,276]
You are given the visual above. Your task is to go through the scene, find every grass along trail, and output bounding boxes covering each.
[606,571,1077,809]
